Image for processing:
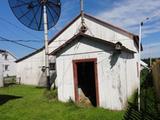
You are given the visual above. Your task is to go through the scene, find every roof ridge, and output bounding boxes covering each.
[50,33,135,55]
[83,13,138,38]
[16,13,139,63]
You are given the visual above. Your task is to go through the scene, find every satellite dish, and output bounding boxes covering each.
[8,0,61,31]
[8,0,61,89]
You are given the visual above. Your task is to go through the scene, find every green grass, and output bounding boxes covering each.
[0,85,124,120]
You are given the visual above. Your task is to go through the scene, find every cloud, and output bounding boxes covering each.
[97,0,160,58]
[141,42,160,58]
[97,0,160,36]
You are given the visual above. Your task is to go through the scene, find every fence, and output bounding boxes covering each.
[152,60,160,111]
[3,76,16,87]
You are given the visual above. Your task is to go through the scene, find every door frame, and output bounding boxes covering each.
[72,58,99,106]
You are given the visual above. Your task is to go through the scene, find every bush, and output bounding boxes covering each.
[141,68,149,85]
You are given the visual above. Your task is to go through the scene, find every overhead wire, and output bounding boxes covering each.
[0,16,41,40]
[0,36,38,50]
[6,39,41,43]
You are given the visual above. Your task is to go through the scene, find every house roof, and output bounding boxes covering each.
[16,13,139,63]
[0,49,17,59]
[50,33,135,55]
[0,49,6,53]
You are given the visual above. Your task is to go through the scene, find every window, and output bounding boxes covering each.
[5,65,9,71]
[2,53,8,60]
[4,54,8,60]
[49,63,56,70]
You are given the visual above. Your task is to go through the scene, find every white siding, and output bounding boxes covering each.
[56,37,138,110]
[17,51,46,86]
[84,18,138,52]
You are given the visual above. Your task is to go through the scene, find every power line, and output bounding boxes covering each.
[0,16,63,42]
[0,35,139,44]
[0,36,38,50]
[7,39,41,43]
[3,39,68,43]
[0,16,41,40]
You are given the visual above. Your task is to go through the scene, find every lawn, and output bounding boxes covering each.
[0,85,124,120]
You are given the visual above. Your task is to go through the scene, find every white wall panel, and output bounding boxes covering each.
[56,37,138,110]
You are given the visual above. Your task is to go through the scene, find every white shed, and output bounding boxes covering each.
[51,32,138,110]
[16,13,140,110]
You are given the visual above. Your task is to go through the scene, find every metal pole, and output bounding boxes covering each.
[80,0,85,25]
[43,5,50,89]
[138,22,142,111]
[1,64,4,87]
[138,18,149,111]
[150,57,152,67]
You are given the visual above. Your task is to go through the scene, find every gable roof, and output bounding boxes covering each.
[50,33,135,55]
[16,13,138,63]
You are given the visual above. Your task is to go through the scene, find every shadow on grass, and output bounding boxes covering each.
[0,94,22,105]
[35,86,46,89]
[4,83,16,87]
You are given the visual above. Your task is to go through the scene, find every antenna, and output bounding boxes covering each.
[8,0,61,90]
[80,0,87,33]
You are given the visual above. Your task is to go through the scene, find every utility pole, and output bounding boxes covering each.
[150,56,152,67]
[138,22,142,111]
[138,17,149,111]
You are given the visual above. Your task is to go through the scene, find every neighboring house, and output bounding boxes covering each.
[0,49,17,87]
[16,13,140,110]
[0,62,3,87]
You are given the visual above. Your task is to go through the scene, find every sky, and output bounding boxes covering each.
[0,0,160,59]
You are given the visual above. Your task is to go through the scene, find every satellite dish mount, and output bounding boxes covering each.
[80,0,87,33]
[8,0,61,89]
[40,0,48,4]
